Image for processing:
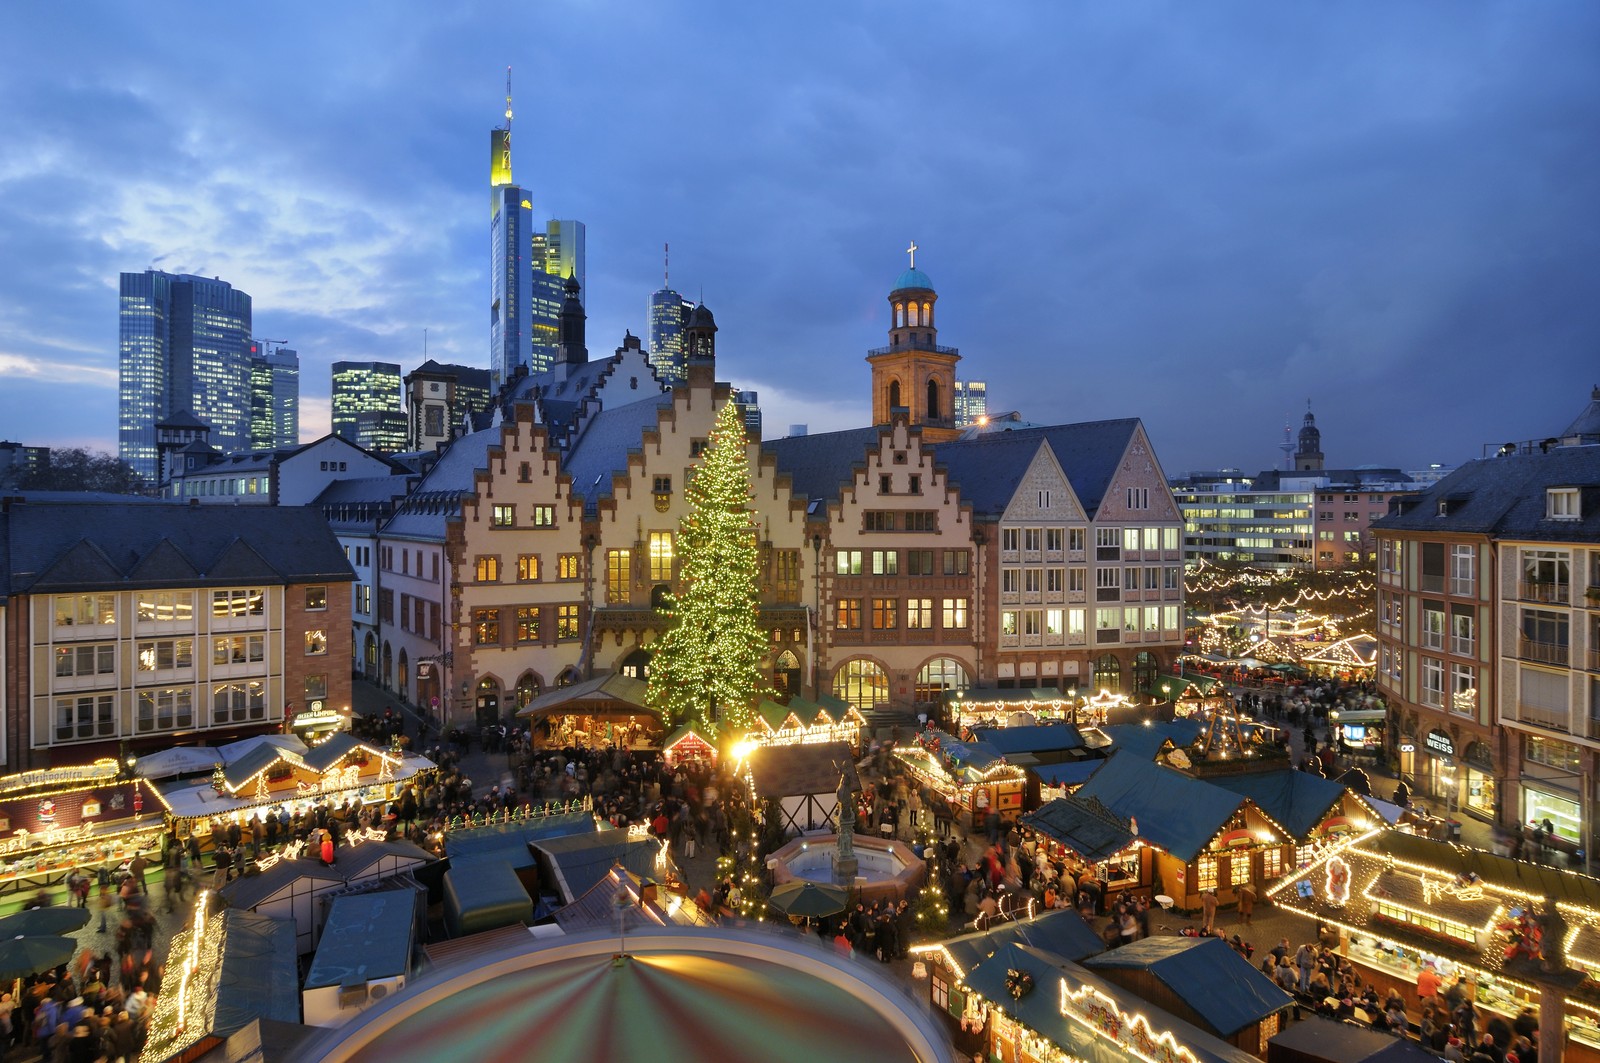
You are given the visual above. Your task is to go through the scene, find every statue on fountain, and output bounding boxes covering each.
[834,764,858,886]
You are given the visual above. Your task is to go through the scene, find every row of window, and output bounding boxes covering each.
[1000,527,1180,554]
[473,604,582,645]
[176,475,269,497]
[1001,565,1182,594]
[55,588,313,628]
[1001,605,1181,637]
[52,679,280,742]
[489,504,558,528]
[53,635,279,678]
[382,546,441,581]
[835,548,968,577]
[1416,657,1478,714]
[834,598,968,632]
[476,553,584,583]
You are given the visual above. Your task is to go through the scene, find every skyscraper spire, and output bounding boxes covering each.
[664,242,670,288]
[504,66,513,134]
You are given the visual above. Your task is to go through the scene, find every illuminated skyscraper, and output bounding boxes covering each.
[119,270,253,482]
[331,361,406,454]
[249,343,299,449]
[954,380,988,428]
[489,72,534,389]
[648,244,693,385]
[530,219,586,372]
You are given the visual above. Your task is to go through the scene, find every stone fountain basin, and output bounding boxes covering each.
[768,833,926,905]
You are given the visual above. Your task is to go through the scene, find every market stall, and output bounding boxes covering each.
[661,725,718,771]
[746,694,865,751]
[0,759,164,897]
[1266,828,1600,1061]
[516,672,662,750]
[944,687,1081,731]
[744,742,860,836]
[149,732,434,851]
[893,729,1026,825]
[1327,706,1387,757]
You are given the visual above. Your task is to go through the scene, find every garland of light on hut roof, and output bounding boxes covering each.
[1264,833,1600,1023]
[1302,635,1378,668]
[0,759,122,796]
[144,889,222,1055]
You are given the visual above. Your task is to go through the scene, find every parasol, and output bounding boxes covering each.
[0,907,91,938]
[767,880,849,919]
[0,935,77,982]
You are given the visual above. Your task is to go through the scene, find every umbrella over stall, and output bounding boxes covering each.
[768,880,849,920]
[0,934,77,983]
[0,907,91,938]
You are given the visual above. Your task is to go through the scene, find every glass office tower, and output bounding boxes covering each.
[332,361,405,453]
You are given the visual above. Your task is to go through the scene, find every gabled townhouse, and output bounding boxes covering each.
[0,498,353,769]
[167,432,410,505]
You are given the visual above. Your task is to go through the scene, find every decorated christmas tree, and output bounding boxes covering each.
[646,398,770,735]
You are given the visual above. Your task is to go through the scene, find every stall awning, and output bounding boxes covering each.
[517,673,655,719]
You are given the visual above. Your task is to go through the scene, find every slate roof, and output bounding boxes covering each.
[963,942,1261,1063]
[761,426,886,506]
[0,501,353,597]
[970,724,1088,755]
[1098,719,1204,761]
[559,392,675,513]
[1373,446,1600,543]
[1207,769,1370,842]
[746,742,860,798]
[1023,794,1138,862]
[531,828,667,903]
[380,427,499,539]
[1083,935,1293,1037]
[933,418,1141,517]
[1071,752,1248,862]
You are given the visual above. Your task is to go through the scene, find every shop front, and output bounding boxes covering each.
[1461,740,1497,820]
[1523,783,1583,845]
[1329,707,1386,757]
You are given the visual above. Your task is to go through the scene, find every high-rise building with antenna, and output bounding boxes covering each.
[648,243,694,385]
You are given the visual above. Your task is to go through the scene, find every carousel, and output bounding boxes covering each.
[516,673,662,750]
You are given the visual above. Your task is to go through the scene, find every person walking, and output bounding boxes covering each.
[1201,888,1218,932]
[1238,882,1257,925]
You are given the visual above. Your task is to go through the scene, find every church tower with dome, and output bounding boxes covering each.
[867,244,961,443]
[1295,402,1325,471]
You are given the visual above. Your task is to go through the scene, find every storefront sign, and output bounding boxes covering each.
[1399,742,1416,753]
[1425,731,1455,757]
[0,760,120,797]
[416,660,433,680]
[292,710,345,731]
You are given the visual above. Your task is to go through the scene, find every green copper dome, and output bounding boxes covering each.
[893,266,933,292]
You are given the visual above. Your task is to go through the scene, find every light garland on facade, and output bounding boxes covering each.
[1058,980,1205,1063]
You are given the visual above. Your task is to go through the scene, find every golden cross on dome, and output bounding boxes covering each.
[906,240,918,269]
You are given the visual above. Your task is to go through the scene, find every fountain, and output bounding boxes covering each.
[766,767,926,905]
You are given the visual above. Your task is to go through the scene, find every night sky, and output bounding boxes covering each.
[2,3,1597,473]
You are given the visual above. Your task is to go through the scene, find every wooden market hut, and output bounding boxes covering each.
[748,694,865,751]
[516,673,660,749]
[530,827,674,906]
[1083,935,1294,1059]
[745,741,860,836]
[1207,769,1383,852]
[968,724,1109,811]
[894,729,1026,825]
[1049,752,1291,911]
[957,939,1263,1063]
[660,724,718,769]
[944,687,1080,730]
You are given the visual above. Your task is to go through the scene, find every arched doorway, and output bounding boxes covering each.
[363,633,377,678]
[381,642,392,689]
[398,649,410,701]
[1132,652,1158,698]
[772,650,800,699]
[916,657,969,707]
[515,673,543,710]
[621,648,652,680]
[1092,653,1121,694]
[476,676,501,729]
[833,659,888,712]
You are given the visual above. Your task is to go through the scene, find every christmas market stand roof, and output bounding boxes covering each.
[746,741,860,799]
[1206,769,1377,842]
[553,863,714,933]
[913,908,1106,978]
[661,724,717,758]
[946,686,1077,713]
[1031,760,1107,788]
[516,672,654,719]
[1266,1015,1438,1063]
[443,807,596,872]
[1266,829,1600,1014]
[217,732,394,794]
[135,744,222,780]
[754,694,865,732]
[907,729,1022,784]
[143,907,300,1063]
[531,827,671,904]
[1302,633,1379,669]
[1083,935,1293,1038]
[969,724,1092,756]
[219,838,438,913]
[1071,752,1253,862]
[1098,719,1203,761]
[962,940,1261,1063]
[153,751,435,821]
[1022,794,1139,863]
[1153,672,1221,697]
[300,927,950,1063]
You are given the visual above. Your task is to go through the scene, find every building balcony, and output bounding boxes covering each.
[1513,701,1570,732]
[866,342,960,357]
[1588,647,1600,673]
[1519,580,1570,604]
[1517,637,1569,666]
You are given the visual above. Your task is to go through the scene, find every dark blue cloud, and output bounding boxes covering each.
[0,1,1596,471]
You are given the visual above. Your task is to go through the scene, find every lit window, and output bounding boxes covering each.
[558,554,581,580]
[517,554,540,581]
[492,504,515,527]
[305,586,328,611]
[304,630,328,656]
[516,607,540,642]
[557,604,580,639]
[476,556,500,583]
[649,532,674,582]
[474,608,500,645]
[942,599,968,629]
